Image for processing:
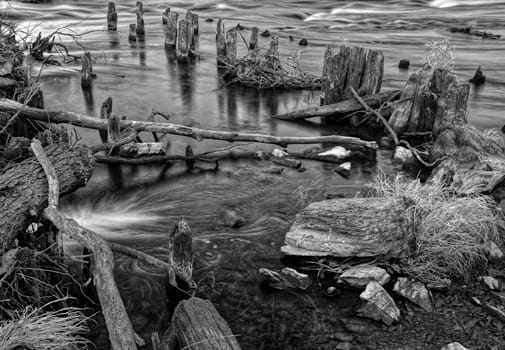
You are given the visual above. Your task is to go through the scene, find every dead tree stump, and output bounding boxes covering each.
[249,27,259,51]
[108,114,121,143]
[162,7,170,25]
[107,2,117,31]
[164,11,178,48]
[176,19,191,62]
[135,2,145,36]
[216,19,226,65]
[225,29,237,65]
[100,96,112,143]
[128,24,137,42]
[81,52,93,89]
[186,10,199,53]
[321,45,384,123]
[168,218,194,288]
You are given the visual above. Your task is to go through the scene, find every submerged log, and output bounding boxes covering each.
[0,142,93,253]
[107,2,117,31]
[30,139,141,350]
[168,297,242,350]
[322,45,384,106]
[0,98,378,148]
[272,90,401,121]
[281,197,415,258]
[164,11,179,48]
[216,19,226,65]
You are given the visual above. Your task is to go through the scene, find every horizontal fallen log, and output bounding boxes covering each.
[272,90,401,121]
[30,139,140,350]
[0,98,378,149]
[449,26,501,39]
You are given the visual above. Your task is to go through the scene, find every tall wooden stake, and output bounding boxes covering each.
[100,97,112,143]
[128,24,137,42]
[162,7,170,25]
[186,10,199,52]
[249,27,259,50]
[108,114,121,143]
[81,52,92,89]
[225,29,237,65]
[165,11,179,48]
[176,19,190,62]
[135,2,145,36]
[107,2,117,31]
[216,19,226,65]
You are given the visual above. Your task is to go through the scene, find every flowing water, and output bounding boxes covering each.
[3,0,505,348]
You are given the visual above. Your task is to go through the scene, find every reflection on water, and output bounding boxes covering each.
[5,0,505,348]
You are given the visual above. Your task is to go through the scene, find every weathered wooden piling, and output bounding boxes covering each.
[164,11,179,48]
[269,34,279,58]
[107,2,117,31]
[216,19,226,65]
[81,52,93,89]
[108,114,121,143]
[162,7,170,25]
[135,2,145,36]
[100,97,112,143]
[249,27,259,51]
[186,10,199,52]
[225,29,237,65]
[128,24,137,42]
[176,19,190,62]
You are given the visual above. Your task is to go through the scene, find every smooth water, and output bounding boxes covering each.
[3,0,505,348]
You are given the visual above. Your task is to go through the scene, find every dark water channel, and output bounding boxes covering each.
[4,0,505,348]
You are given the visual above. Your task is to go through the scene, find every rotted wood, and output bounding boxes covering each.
[225,29,237,65]
[108,114,121,143]
[0,142,93,253]
[272,90,400,121]
[249,27,259,51]
[186,10,199,52]
[0,98,379,149]
[100,96,112,143]
[164,11,179,48]
[322,45,384,106]
[118,142,166,157]
[162,7,170,25]
[81,52,93,89]
[135,2,145,36]
[167,218,195,289]
[128,24,137,42]
[168,297,242,350]
[176,19,191,63]
[216,19,226,65]
[107,2,117,31]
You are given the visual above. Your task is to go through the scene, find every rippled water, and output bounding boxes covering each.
[3,0,505,348]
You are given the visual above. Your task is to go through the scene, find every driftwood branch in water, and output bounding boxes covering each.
[0,98,377,149]
[272,90,401,121]
[30,139,141,350]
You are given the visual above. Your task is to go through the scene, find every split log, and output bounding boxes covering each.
[128,24,137,42]
[135,2,145,36]
[176,19,191,63]
[216,19,226,65]
[225,29,237,65]
[168,297,242,350]
[281,197,415,258]
[0,98,378,148]
[164,11,179,48]
[81,52,93,89]
[0,142,93,253]
[322,45,384,106]
[30,139,140,350]
[272,90,401,121]
[107,2,117,31]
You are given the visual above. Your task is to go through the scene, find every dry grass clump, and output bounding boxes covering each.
[0,301,89,350]
[224,43,320,90]
[368,172,504,285]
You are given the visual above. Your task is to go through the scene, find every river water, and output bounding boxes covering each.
[3,0,505,348]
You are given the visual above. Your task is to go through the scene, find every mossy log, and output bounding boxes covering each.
[281,197,415,258]
[0,142,93,253]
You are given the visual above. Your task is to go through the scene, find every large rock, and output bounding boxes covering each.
[359,282,400,326]
[281,197,415,258]
[338,265,391,289]
[393,277,433,311]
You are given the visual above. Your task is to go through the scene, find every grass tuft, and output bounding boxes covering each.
[367,172,504,285]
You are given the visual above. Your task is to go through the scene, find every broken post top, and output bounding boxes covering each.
[322,44,384,105]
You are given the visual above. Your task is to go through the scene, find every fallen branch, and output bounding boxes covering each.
[0,98,377,149]
[272,90,401,121]
[30,139,141,350]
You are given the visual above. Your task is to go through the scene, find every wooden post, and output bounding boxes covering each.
[249,27,259,51]
[225,29,237,65]
[128,24,137,42]
[81,52,92,89]
[176,19,190,62]
[216,19,226,65]
[162,7,170,25]
[185,144,195,168]
[168,218,194,288]
[186,10,199,52]
[108,114,121,143]
[107,2,117,31]
[269,34,279,58]
[136,2,145,36]
[100,97,112,143]
[164,11,179,48]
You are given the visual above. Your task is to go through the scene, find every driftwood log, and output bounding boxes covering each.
[281,197,415,258]
[272,90,400,121]
[30,139,141,350]
[166,297,242,350]
[0,98,378,149]
[0,142,93,253]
